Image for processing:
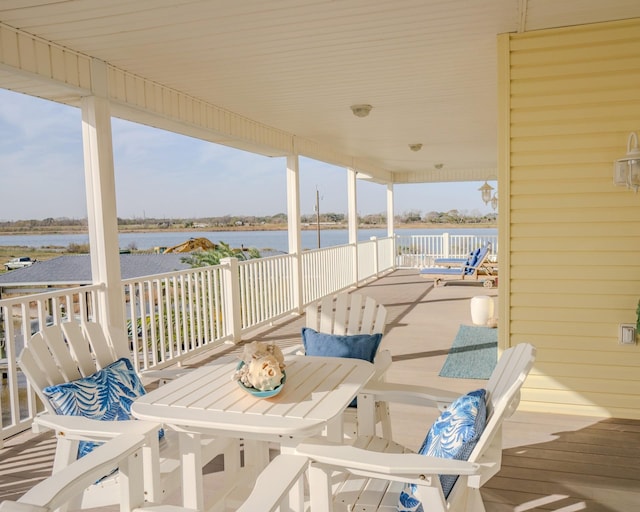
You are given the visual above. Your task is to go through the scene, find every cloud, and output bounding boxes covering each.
[0,89,495,221]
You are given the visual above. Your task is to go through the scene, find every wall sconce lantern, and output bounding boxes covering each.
[479,180,498,210]
[613,132,640,192]
[479,181,494,204]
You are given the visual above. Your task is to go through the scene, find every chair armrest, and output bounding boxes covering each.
[371,349,392,380]
[34,414,161,442]
[0,502,47,512]
[17,433,147,510]
[236,454,309,512]
[295,439,479,478]
[360,380,460,410]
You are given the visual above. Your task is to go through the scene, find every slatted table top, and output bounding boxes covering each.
[132,355,375,440]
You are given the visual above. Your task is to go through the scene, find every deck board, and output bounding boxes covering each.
[1,269,639,511]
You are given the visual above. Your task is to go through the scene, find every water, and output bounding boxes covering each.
[0,227,496,254]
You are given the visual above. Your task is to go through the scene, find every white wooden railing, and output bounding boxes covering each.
[301,244,355,304]
[122,265,230,372]
[0,237,397,441]
[0,232,482,442]
[238,253,296,331]
[396,233,498,268]
[0,284,104,440]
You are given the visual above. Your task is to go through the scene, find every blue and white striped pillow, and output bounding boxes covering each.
[398,389,487,511]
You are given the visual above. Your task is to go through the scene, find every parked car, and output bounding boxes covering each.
[4,257,36,270]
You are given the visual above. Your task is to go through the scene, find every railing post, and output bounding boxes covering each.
[370,236,379,277]
[221,257,242,344]
[442,232,450,258]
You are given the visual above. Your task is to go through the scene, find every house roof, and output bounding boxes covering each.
[0,254,192,287]
[2,1,639,185]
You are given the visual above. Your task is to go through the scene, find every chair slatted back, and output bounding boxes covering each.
[81,322,118,369]
[306,293,387,336]
[486,342,535,417]
[41,325,84,382]
[462,243,492,277]
[59,322,97,377]
[19,322,121,415]
[19,335,63,414]
[107,325,134,360]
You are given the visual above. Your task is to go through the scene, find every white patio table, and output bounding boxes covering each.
[131,354,375,510]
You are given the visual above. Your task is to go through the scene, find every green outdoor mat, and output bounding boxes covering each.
[439,324,498,379]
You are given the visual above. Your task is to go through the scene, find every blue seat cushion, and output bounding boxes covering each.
[419,267,463,276]
[301,327,382,407]
[43,357,163,458]
[398,389,487,511]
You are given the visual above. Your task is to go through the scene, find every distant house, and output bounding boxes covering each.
[0,254,191,297]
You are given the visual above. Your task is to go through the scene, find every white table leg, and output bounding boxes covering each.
[243,439,270,477]
[179,431,203,511]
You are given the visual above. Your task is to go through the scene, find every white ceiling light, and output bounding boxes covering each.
[350,104,373,117]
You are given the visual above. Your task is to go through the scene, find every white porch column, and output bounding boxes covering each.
[81,59,125,333]
[387,183,395,238]
[387,183,396,269]
[287,154,303,312]
[347,168,358,285]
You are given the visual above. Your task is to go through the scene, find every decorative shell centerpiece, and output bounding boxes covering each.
[233,341,286,397]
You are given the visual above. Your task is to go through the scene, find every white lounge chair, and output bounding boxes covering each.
[18,321,236,510]
[293,342,536,512]
[421,243,497,288]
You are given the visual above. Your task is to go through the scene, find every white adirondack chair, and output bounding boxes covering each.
[18,321,236,510]
[0,423,308,512]
[0,426,159,512]
[303,292,392,438]
[293,343,536,512]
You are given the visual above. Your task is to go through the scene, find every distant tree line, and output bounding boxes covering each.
[0,210,496,231]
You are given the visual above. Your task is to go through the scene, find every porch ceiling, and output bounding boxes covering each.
[1,0,639,184]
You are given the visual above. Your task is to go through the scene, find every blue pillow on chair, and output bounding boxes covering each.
[398,389,487,512]
[301,327,382,407]
[43,357,161,458]
[302,327,382,362]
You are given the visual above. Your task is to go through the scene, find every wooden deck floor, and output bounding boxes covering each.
[1,269,639,511]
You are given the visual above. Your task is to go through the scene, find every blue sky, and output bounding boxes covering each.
[0,89,494,221]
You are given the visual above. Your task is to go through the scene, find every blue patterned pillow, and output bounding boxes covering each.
[43,357,160,458]
[302,327,382,407]
[398,389,487,511]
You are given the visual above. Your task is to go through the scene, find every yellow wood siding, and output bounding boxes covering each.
[500,18,640,419]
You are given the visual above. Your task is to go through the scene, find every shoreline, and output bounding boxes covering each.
[0,222,496,236]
